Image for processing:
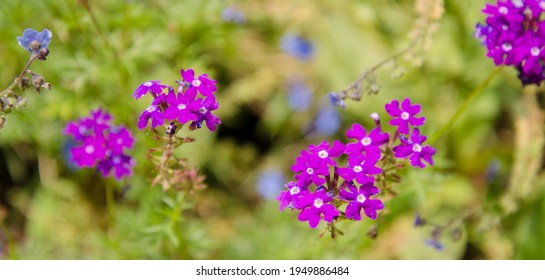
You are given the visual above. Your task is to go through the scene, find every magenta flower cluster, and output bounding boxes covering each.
[64,108,135,180]
[277,98,436,229]
[476,0,545,85]
[133,68,221,131]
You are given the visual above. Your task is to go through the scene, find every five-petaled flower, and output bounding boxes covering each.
[340,181,384,220]
[393,128,436,168]
[385,98,425,134]
[17,28,52,54]
[297,187,339,228]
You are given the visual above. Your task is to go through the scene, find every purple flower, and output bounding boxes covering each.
[328,92,346,109]
[340,181,384,220]
[276,181,309,211]
[307,140,345,167]
[297,187,339,228]
[221,6,246,24]
[338,153,380,185]
[17,28,52,53]
[345,123,389,156]
[426,239,444,251]
[137,94,166,130]
[180,68,217,97]
[98,153,135,179]
[476,0,545,85]
[132,80,167,100]
[393,128,436,168]
[291,150,329,187]
[108,126,134,154]
[280,33,314,61]
[190,96,221,132]
[385,98,425,134]
[163,90,200,124]
[70,136,107,167]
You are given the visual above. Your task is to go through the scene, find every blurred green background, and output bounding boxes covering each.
[1,0,544,259]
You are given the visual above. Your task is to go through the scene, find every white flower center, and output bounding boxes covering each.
[85,145,95,154]
[192,79,201,87]
[499,6,508,15]
[512,0,523,8]
[502,24,508,31]
[313,198,324,208]
[289,186,300,195]
[531,47,541,56]
[306,167,314,175]
[146,105,157,112]
[361,137,372,146]
[116,138,123,145]
[144,81,152,87]
[199,107,207,114]
[318,150,328,159]
[113,156,121,164]
[78,126,88,135]
[502,43,512,52]
[177,104,186,110]
[541,1,545,10]
[401,112,410,120]
[413,144,422,153]
[352,165,362,173]
[357,194,366,203]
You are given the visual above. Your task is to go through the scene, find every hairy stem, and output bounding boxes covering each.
[0,53,39,96]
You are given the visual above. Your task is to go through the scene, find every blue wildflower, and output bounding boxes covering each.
[328,92,346,109]
[17,28,52,54]
[287,79,313,112]
[414,213,426,227]
[221,6,246,24]
[314,105,341,136]
[280,33,314,61]
[425,238,444,251]
[257,169,285,200]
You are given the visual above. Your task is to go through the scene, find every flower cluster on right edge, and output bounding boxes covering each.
[277,98,436,230]
[475,0,545,85]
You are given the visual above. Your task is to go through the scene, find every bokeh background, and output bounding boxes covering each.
[1,0,544,259]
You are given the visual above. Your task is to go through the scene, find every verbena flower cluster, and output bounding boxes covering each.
[475,0,545,84]
[277,98,436,228]
[64,108,135,180]
[134,68,221,131]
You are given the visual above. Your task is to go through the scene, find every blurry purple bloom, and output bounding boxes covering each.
[314,105,341,137]
[393,128,436,168]
[281,33,314,61]
[328,92,346,109]
[221,6,246,24]
[297,187,339,228]
[17,28,52,53]
[180,68,217,97]
[257,169,285,200]
[425,239,444,251]
[287,79,313,112]
[340,181,384,220]
[385,98,425,134]
[108,126,134,154]
[133,80,167,100]
[98,153,135,180]
[414,213,426,227]
[70,136,107,167]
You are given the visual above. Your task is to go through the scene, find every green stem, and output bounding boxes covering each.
[428,67,502,145]
[0,224,18,259]
[0,53,39,96]
[106,184,115,227]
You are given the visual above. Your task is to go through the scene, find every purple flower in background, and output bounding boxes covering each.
[277,181,309,211]
[393,128,436,168]
[281,33,314,61]
[340,181,384,220]
[313,104,341,137]
[17,28,52,53]
[257,169,286,200]
[287,79,313,112]
[221,6,246,24]
[345,124,389,156]
[385,98,425,134]
[328,92,346,109]
[133,80,167,100]
[426,239,444,251]
[297,187,339,228]
[64,109,135,180]
[180,68,217,97]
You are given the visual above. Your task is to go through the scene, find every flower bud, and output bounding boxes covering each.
[38,48,49,60]
[369,83,381,94]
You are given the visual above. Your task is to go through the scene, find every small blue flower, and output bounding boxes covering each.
[425,238,444,251]
[328,92,346,109]
[17,28,52,53]
[314,104,341,136]
[287,79,313,112]
[414,213,426,227]
[280,33,314,61]
[257,169,285,200]
[221,6,246,24]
